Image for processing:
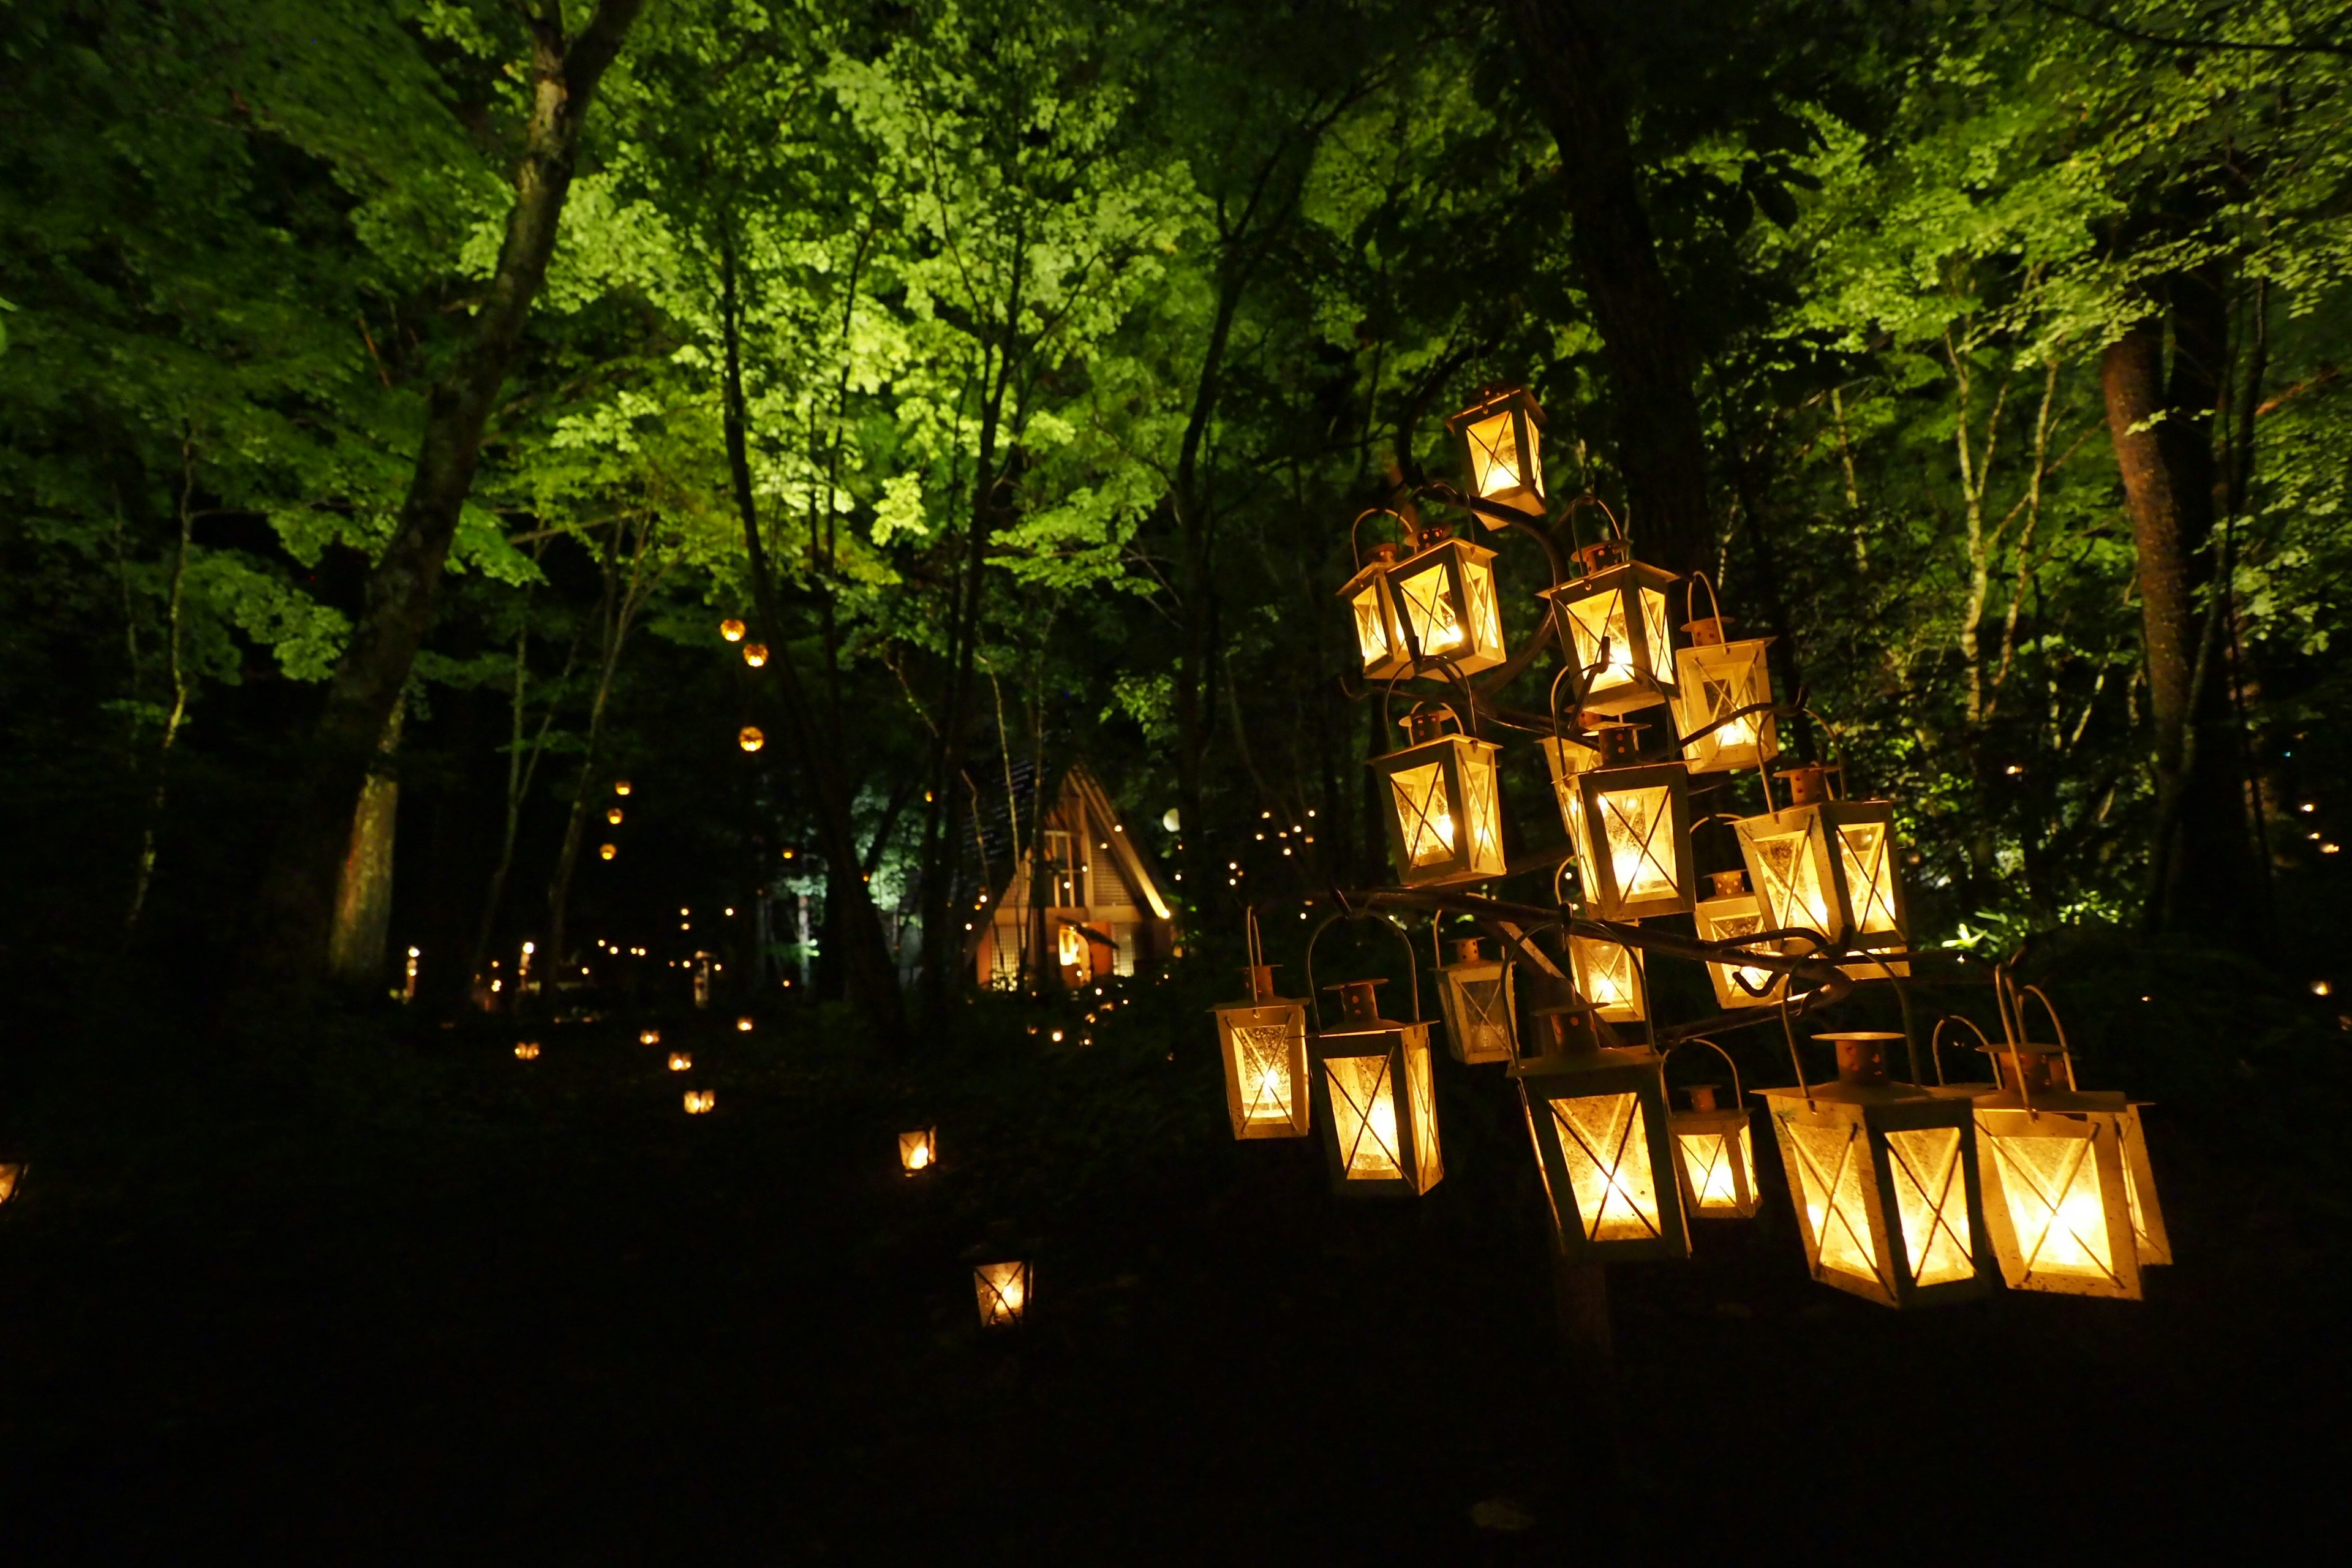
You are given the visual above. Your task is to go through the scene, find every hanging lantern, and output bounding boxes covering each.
[1693,870,1788,1009]
[1444,385,1547,517]
[1540,540,1680,717]
[1544,724,1694,921]
[1569,934,1646,1023]
[514,1041,541,1061]
[1512,1003,1689,1261]
[1339,541,1414,682]
[973,1261,1031,1329]
[1672,595,1779,774]
[614,779,632,797]
[1310,979,1442,1196]
[1384,534,1508,677]
[683,1090,715,1114]
[599,843,617,861]
[738,726,766,753]
[1434,938,1517,1065]
[899,1128,938,1174]
[1368,707,1506,888]
[1667,1074,1761,1219]
[743,643,769,668]
[719,617,746,643]
[1212,964,1311,1140]
[0,1164,26,1205]
[1733,764,1907,976]
[1760,1032,1991,1310]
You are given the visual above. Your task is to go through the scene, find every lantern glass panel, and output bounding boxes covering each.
[1837,823,1901,935]
[1396,562,1465,660]
[1988,1133,2116,1280]
[1786,1121,1882,1285]
[1390,763,1455,867]
[1552,1093,1664,1242]
[1352,580,1393,667]
[1694,891,1786,1009]
[1885,1126,1975,1286]
[1596,784,1678,903]
[1460,748,1503,872]
[2119,1106,2171,1264]
[1746,826,1834,935]
[1325,1053,1404,1178]
[1465,410,1533,500]
[1673,639,1779,773]
[899,1128,937,1172]
[1216,999,1310,1139]
[1437,955,1515,1065]
[1638,589,1672,679]
[974,1261,1030,1328]
[1564,591,1638,699]
[1676,1124,1757,1216]
[1570,936,1645,1022]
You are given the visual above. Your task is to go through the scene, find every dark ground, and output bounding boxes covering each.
[1,955,2346,1562]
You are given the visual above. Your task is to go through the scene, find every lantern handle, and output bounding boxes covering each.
[2016,982,2080,1091]
[1776,992,1814,1109]
[1664,1036,1746,1108]
[1244,905,1264,973]
[1685,568,1725,631]
[1303,908,1422,1032]
[1991,963,2038,1119]
[1931,1013,1995,1089]
[1349,507,1411,572]
[1557,492,1624,552]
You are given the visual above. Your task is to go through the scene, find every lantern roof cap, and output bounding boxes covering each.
[1953,1085,2136,1114]
[1510,1044,1659,1081]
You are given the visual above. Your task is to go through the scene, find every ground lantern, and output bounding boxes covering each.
[1444,385,1548,517]
[1511,1005,1690,1262]
[1543,725,1694,921]
[1693,870,1788,1009]
[1384,535,1508,677]
[743,643,769,668]
[899,1128,938,1174]
[1434,938,1517,1065]
[1309,979,1442,1196]
[1760,1033,1990,1310]
[1669,1079,1761,1219]
[1212,965,1311,1139]
[738,726,766,753]
[1733,764,1908,974]
[1672,606,1779,774]
[973,1261,1031,1329]
[1540,540,1680,717]
[1369,709,1506,888]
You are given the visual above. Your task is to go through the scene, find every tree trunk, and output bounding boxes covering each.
[327,699,405,990]
[246,1,646,998]
[1502,0,1713,575]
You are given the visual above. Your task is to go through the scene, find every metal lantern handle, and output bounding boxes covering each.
[1245,904,1264,973]
[1349,507,1411,572]
[1931,1013,1995,1088]
[1686,568,1725,632]
[1303,908,1422,1033]
[1558,492,1625,553]
[1664,1036,1746,1106]
[2016,983,2079,1090]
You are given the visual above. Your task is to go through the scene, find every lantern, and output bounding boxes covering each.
[1212,965,1311,1140]
[668,1052,692,1072]
[719,617,745,643]
[738,726,766,753]
[1384,535,1507,677]
[899,1128,938,1173]
[1760,1033,1991,1310]
[639,1029,662,1046]
[599,843,617,861]
[1368,709,1506,888]
[1512,1005,1689,1261]
[1568,935,1645,1023]
[515,1041,541,1061]
[1434,938,1517,1065]
[1672,610,1779,774]
[614,780,632,796]
[1668,1082,1761,1219]
[1444,385,1547,517]
[743,643,769,668]
[1540,540,1679,717]
[683,1090,715,1114]
[736,1016,755,1033]
[973,1261,1031,1329]
[1693,870,1788,1009]
[1309,979,1442,1196]
[0,1164,24,1205]
[1339,541,1414,682]
[606,807,624,825]
[1542,725,1694,921]
[1732,764,1907,976]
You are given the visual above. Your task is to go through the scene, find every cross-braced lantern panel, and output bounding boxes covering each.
[1372,733,1507,888]
[1566,592,1638,703]
[1570,936,1646,1023]
[1234,1024,1301,1126]
[1786,1121,1883,1288]
[1404,1039,1443,1188]
[1673,639,1779,773]
[1439,967,1515,1064]
[1694,892,1787,1009]
[1465,410,1533,499]
[973,1261,1030,1329]
[1988,1132,2118,1283]
[1325,1053,1403,1179]
[1885,1127,1975,1287]
[1746,827,1834,937]
[2119,1106,2171,1264]
[1390,763,1455,869]
[1460,753,1503,872]
[1599,785,1677,904]
[1837,823,1901,935]
[1553,1093,1663,1242]
[1352,583,1393,666]
[1676,1125,1758,1216]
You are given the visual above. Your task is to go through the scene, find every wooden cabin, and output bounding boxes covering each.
[970,762,1177,990]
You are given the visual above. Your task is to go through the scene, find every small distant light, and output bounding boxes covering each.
[1050,1030,1065,1043]
[725,907,736,917]
[2302,803,2317,813]
[2326,843,2343,855]
[407,946,421,958]
[599,843,617,860]
[736,1016,754,1032]
[2314,981,2335,998]
[522,941,536,955]
[614,780,632,797]
[669,1053,692,1072]
[2004,764,2023,776]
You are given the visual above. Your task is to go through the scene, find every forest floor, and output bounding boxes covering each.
[0,963,2345,1561]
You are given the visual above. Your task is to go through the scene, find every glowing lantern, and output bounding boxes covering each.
[1693,870,1787,1009]
[743,643,769,668]
[1672,598,1779,774]
[1540,540,1679,717]
[1212,964,1311,1140]
[974,1261,1031,1329]
[1339,541,1414,682]
[1434,937,1516,1065]
[1569,935,1646,1023]
[1444,385,1547,516]
[899,1128,937,1173]
[736,1016,755,1033]
[738,726,766,753]
[599,843,617,860]
[1384,536,1508,677]
[614,780,632,796]
[1512,1004,1689,1261]
[607,807,624,824]
[719,617,746,643]
[1310,979,1442,1196]
[639,1029,662,1046]
[1666,1052,1761,1219]
[683,1090,715,1114]
[1761,1033,1991,1310]
[0,1164,24,1205]
[1733,764,1907,975]
[1369,708,1506,888]
[668,1052,692,1072]
[515,1041,541,1061]
[1542,725,1693,921]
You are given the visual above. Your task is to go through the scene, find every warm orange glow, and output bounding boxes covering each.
[668,1052,692,1072]
[743,643,769,668]
[719,617,746,642]
[899,1129,937,1173]
[607,807,624,824]
[738,726,766,753]
[0,1164,24,1204]
[614,779,632,796]
[639,1030,661,1046]
[683,1090,715,1114]
[736,1016,754,1033]
[598,843,617,861]
[1324,1055,1403,1178]
[1553,1093,1662,1240]
[974,1261,1030,1328]
[514,1041,541,1061]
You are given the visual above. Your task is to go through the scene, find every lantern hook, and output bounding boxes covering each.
[2016,984,2079,1090]
[1348,507,1412,571]
[1664,1036,1747,1108]
[1303,908,1421,1032]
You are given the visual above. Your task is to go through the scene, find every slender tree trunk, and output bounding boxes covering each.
[327,699,404,989]
[246,1,645,998]
[125,436,195,936]
[1502,0,1713,574]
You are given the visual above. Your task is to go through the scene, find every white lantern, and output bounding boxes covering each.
[1434,937,1517,1065]
[1309,979,1442,1196]
[1369,709,1507,888]
[1539,540,1680,717]
[1445,385,1548,516]
[1338,540,1413,682]
[1672,606,1779,774]
[1733,764,1908,977]
[1540,725,1694,921]
[1512,1005,1690,1262]
[1213,965,1311,1139]
[1693,870,1789,1009]
[1384,535,1508,677]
